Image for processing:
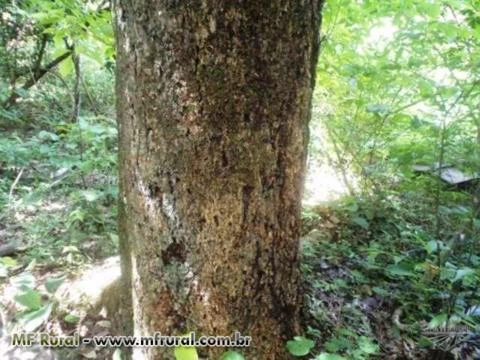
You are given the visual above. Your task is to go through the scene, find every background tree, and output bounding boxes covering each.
[114,1,324,358]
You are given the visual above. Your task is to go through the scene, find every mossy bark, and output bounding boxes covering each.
[114,1,324,359]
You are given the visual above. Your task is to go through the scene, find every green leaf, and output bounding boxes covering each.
[344,199,359,212]
[45,276,65,294]
[358,336,378,354]
[58,57,74,77]
[453,268,475,282]
[324,338,345,353]
[440,267,457,281]
[81,190,101,202]
[316,353,347,360]
[64,313,80,324]
[474,219,480,230]
[386,263,415,277]
[425,240,441,254]
[174,346,198,360]
[11,273,36,290]
[220,350,245,360]
[62,245,80,254]
[286,336,315,357]
[418,3,441,18]
[14,288,42,310]
[372,286,389,296]
[352,216,369,229]
[0,257,18,277]
[417,337,433,348]
[428,314,447,328]
[0,257,17,267]
[19,303,53,332]
[425,240,450,254]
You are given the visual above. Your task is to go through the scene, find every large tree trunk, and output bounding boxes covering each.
[114,1,323,359]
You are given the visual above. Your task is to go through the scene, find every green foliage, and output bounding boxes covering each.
[286,336,316,357]
[11,272,64,332]
[45,276,65,293]
[19,303,53,332]
[321,333,378,359]
[302,1,480,356]
[64,313,80,324]
[14,288,42,310]
[316,354,347,360]
[0,0,115,127]
[313,0,480,199]
[9,116,117,259]
[0,256,17,277]
[174,345,198,360]
[302,192,480,358]
[29,0,114,61]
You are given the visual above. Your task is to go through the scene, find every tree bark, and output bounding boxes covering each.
[114,1,324,359]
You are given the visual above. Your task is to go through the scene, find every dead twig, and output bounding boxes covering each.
[8,166,25,204]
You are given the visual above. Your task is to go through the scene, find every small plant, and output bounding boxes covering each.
[220,350,245,359]
[11,272,65,332]
[286,336,316,357]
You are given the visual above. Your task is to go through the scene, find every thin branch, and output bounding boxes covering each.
[33,34,48,78]
[8,166,25,203]
[3,51,73,109]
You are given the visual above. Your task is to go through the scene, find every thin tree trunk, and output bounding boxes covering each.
[71,52,87,189]
[72,52,81,123]
[114,1,324,359]
[80,75,99,116]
